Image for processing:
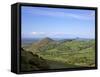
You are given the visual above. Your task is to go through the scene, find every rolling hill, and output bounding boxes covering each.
[24,37,57,53]
[21,37,95,70]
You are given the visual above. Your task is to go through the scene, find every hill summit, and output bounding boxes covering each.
[34,37,54,48]
[39,37,54,43]
[27,37,55,52]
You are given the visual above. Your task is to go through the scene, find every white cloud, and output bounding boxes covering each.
[31,32,37,35]
[50,32,67,35]
[31,32,45,35]
[27,8,95,20]
[31,32,69,36]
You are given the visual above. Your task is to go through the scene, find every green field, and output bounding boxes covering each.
[21,38,95,71]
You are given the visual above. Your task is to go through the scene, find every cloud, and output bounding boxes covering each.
[22,31,94,38]
[30,31,79,38]
[26,7,95,20]
[50,32,67,35]
[31,32,69,36]
[31,32,45,35]
[31,32,37,35]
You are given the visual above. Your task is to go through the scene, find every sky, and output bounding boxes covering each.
[21,6,95,39]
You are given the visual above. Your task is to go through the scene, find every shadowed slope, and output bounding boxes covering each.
[21,48,50,71]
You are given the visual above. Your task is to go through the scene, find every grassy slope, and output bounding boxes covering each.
[38,40,95,68]
[22,39,95,70]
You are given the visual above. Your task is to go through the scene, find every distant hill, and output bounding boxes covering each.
[21,48,49,71]
[35,37,54,47]
[39,37,54,42]
[26,37,57,53]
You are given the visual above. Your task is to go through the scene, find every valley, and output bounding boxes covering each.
[21,37,95,71]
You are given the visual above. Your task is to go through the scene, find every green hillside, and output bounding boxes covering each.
[21,38,95,70]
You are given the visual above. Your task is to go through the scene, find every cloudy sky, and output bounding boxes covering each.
[21,6,95,39]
